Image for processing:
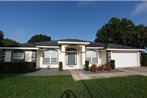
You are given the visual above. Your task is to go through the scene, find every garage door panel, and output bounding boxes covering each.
[111,51,139,68]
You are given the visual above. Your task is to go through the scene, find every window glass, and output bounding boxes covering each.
[12,51,24,62]
[86,50,98,64]
[43,50,58,64]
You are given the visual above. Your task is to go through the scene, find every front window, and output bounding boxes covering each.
[43,50,58,64]
[86,50,98,64]
[12,51,25,62]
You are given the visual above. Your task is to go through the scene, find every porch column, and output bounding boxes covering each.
[81,46,86,68]
[60,45,66,67]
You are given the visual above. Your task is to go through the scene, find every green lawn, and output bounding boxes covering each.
[0,75,147,98]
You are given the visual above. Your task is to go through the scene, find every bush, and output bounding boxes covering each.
[59,62,63,71]
[141,53,147,66]
[111,60,115,70]
[106,63,111,71]
[85,61,89,71]
[0,62,36,73]
[90,64,97,72]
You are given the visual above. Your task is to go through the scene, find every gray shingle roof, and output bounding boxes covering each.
[57,39,89,42]
[87,42,106,47]
[107,43,139,49]
[1,38,141,49]
[19,41,58,47]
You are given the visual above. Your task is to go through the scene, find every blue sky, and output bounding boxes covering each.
[0,1,147,43]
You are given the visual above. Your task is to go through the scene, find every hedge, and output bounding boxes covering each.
[141,53,147,66]
[0,62,36,73]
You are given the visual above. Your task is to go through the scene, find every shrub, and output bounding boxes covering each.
[141,53,147,66]
[97,63,111,71]
[97,65,106,71]
[0,62,36,73]
[59,62,63,71]
[111,60,115,70]
[85,61,89,71]
[90,64,97,72]
[106,62,111,71]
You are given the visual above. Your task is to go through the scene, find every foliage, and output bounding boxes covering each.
[111,60,115,70]
[141,53,147,66]
[95,17,147,48]
[0,31,4,46]
[90,64,97,72]
[27,34,51,43]
[2,38,19,46]
[0,76,147,98]
[59,62,63,71]
[0,62,36,73]
[97,63,112,71]
[85,60,89,71]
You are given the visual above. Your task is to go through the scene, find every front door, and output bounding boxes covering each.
[66,52,77,66]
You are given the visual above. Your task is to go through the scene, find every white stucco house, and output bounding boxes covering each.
[0,39,143,69]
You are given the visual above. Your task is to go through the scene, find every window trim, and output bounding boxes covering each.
[86,50,98,64]
[11,50,25,62]
[43,49,58,64]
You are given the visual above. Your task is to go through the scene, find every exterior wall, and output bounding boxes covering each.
[86,50,107,67]
[60,45,84,69]
[25,51,32,62]
[5,50,12,62]
[38,45,85,69]
[99,50,107,65]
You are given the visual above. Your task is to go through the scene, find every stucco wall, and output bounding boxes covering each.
[25,51,32,62]
[5,50,12,62]
[99,50,107,65]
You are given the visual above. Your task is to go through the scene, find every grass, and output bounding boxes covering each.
[0,75,147,98]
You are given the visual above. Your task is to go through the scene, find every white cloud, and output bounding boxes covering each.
[131,1,147,16]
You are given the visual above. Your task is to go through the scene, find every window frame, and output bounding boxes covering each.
[11,50,25,62]
[43,49,58,64]
[86,50,98,64]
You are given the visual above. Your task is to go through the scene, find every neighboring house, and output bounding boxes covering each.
[0,39,143,69]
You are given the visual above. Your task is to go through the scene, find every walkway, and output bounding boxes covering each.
[70,67,147,81]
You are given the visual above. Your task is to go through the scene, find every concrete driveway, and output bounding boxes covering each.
[70,67,147,81]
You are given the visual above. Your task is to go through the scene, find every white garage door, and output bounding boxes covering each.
[111,51,139,68]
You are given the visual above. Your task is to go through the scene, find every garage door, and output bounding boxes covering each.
[111,51,139,68]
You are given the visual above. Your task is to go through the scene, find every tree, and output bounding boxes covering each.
[2,38,19,46]
[95,17,146,48]
[27,34,51,43]
[0,31,4,46]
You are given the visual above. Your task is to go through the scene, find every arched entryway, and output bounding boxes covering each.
[66,48,77,66]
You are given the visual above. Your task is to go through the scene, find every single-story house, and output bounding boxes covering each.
[0,39,143,69]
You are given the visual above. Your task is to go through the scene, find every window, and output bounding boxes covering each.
[86,50,98,64]
[43,50,58,64]
[12,51,25,62]
[32,50,36,62]
[107,51,111,62]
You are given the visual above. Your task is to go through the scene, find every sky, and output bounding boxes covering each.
[0,1,147,43]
